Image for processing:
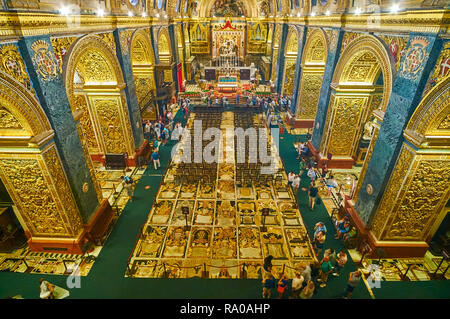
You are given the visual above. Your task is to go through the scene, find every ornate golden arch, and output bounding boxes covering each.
[198,0,259,17]
[0,70,52,138]
[130,29,156,66]
[63,34,126,106]
[301,28,327,64]
[284,26,299,56]
[157,28,172,58]
[332,35,394,112]
[405,78,450,144]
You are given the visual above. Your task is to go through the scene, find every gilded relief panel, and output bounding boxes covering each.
[327,97,366,157]
[296,73,323,120]
[73,94,100,153]
[42,146,84,235]
[92,97,128,154]
[75,123,103,202]
[383,156,450,241]
[0,44,34,93]
[320,93,335,154]
[0,155,72,237]
[135,76,155,106]
[51,36,78,74]
[283,59,296,96]
[370,145,415,239]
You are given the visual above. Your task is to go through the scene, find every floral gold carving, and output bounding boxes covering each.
[94,99,127,154]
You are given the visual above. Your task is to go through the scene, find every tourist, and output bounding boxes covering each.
[288,171,295,184]
[317,256,333,288]
[307,166,317,181]
[39,278,54,299]
[291,175,301,193]
[308,182,319,210]
[335,218,351,240]
[123,177,135,202]
[152,149,160,170]
[291,272,304,299]
[154,123,161,140]
[300,263,312,288]
[277,273,289,299]
[324,248,337,266]
[313,230,326,257]
[333,251,348,276]
[263,255,274,273]
[262,274,275,299]
[344,270,362,299]
[299,158,306,176]
[343,226,357,242]
[314,222,327,237]
[326,175,339,196]
[299,280,315,299]
[161,126,169,146]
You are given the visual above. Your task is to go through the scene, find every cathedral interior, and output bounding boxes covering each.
[0,0,448,300]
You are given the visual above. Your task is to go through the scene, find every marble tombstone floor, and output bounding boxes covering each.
[0,163,146,277]
[126,111,317,279]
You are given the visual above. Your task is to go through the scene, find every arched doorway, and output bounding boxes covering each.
[369,79,450,255]
[130,30,157,121]
[63,35,136,164]
[319,35,393,173]
[281,27,299,96]
[0,71,85,253]
[295,28,327,128]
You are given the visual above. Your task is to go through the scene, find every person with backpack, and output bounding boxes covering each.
[122,175,135,202]
[277,273,289,299]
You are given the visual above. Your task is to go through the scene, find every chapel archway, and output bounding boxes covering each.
[319,35,393,177]
[63,35,136,162]
[131,29,158,121]
[295,28,328,127]
[369,78,450,246]
[281,26,299,96]
[0,70,85,253]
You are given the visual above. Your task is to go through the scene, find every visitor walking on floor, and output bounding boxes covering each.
[313,230,326,257]
[122,175,135,202]
[152,149,160,170]
[344,270,362,299]
[39,278,54,299]
[308,182,319,211]
[317,256,333,288]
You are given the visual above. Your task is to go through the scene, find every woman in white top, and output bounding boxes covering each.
[291,175,301,191]
[288,172,295,183]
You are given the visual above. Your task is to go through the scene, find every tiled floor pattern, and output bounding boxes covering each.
[126,111,317,279]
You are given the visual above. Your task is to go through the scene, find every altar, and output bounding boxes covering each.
[218,76,238,88]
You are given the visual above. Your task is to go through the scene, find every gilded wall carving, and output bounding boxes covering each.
[438,114,450,130]
[341,32,360,54]
[135,76,154,106]
[378,35,408,73]
[283,60,296,96]
[0,44,34,92]
[0,157,70,236]
[94,98,127,154]
[370,146,415,239]
[98,32,117,53]
[30,40,58,82]
[423,41,450,96]
[0,107,23,129]
[51,36,78,74]
[305,37,325,63]
[296,73,323,119]
[75,123,103,202]
[73,94,99,152]
[42,146,83,235]
[77,50,116,83]
[343,52,379,83]
[384,157,450,241]
[327,97,365,157]
[320,94,335,153]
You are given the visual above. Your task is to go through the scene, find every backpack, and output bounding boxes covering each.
[124,176,133,184]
